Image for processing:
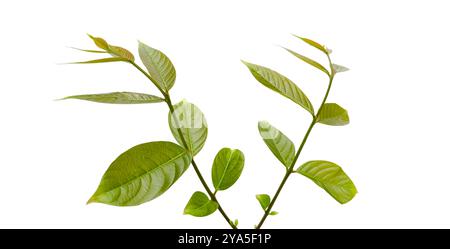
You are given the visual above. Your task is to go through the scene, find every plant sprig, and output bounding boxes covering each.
[62,34,357,229]
[63,35,242,229]
[242,35,357,229]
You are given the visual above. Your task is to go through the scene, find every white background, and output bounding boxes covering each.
[0,0,449,229]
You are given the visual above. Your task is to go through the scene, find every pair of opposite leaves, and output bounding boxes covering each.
[64,35,357,218]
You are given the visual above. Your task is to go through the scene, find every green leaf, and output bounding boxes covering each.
[61,92,164,104]
[168,100,208,156]
[332,64,350,73]
[284,48,330,76]
[317,103,349,126]
[269,211,279,216]
[87,34,109,50]
[296,160,357,204]
[70,47,108,53]
[256,194,271,211]
[211,148,245,191]
[138,41,176,92]
[109,45,135,61]
[293,35,329,55]
[85,34,135,61]
[70,57,128,64]
[184,191,218,217]
[258,121,295,168]
[242,61,314,115]
[234,219,239,227]
[88,141,192,206]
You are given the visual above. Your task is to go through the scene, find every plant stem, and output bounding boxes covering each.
[255,55,335,229]
[129,61,237,229]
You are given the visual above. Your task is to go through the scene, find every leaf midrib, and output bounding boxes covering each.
[95,150,188,198]
[146,49,169,91]
[215,150,236,190]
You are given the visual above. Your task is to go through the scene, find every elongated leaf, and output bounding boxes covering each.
[88,34,109,50]
[211,148,245,191]
[269,211,278,216]
[256,194,270,211]
[296,160,357,204]
[284,48,330,76]
[138,42,176,92]
[317,103,349,126]
[293,35,329,55]
[242,61,314,115]
[71,57,128,64]
[184,191,218,217]
[61,92,164,104]
[258,121,295,168]
[88,141,192,206]
[332,64,350,73]
[169,100,208,156]
[70,47,108,53]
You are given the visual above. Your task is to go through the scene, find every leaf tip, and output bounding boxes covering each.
[86,196,97,205]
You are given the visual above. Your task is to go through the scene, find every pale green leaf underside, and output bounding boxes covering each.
[212,148,245,191]
[61,92,164,104]
[88,141,192,206]
[293,35,329,55]
[258,121,295,167]
[138,42,176,92]
[332,64,350,73]
[284,48,330,76]
[297,160,357,204]
[169,100,208,156]
[242,61,314,115]
[256,194,271,211]
[184,191,218,217]
[317,103,349,126]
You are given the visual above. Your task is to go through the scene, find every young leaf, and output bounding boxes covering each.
[296,160,357,204]
[168,100,208,156]
[184,191,218,217]
[269,211,279,216]
[87,34,109,50]
[70,57,128,64]
[316,103,349,126]
[258,121,295,168]
[284,48,330,76]
[88,141,192,206]
[293,35,329,55]
[242,61,314,115]
[109,45,135,61]
[138,41,176,92]
[234,219,239,227]
[256,194,271,211]
[61,92,164,104]
[332,64,350,73]
[211,148,245,191]
[69,47,108,53]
